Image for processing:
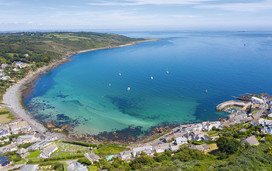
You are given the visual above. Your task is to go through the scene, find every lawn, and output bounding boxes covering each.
[207,131,219,137]
[0,114,11,123]
[26,150,40,158]
[94,143,129,157]
[206,143,218,153]
[0,107,17,122]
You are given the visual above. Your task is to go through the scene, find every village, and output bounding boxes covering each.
[0,94,271,170]
[0,59,29,81]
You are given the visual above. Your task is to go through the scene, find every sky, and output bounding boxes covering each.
[0,0,272,31]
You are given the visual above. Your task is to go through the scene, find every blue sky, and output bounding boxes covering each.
[0,0,271,31]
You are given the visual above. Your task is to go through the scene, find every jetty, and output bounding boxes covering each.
[216,100,251,111]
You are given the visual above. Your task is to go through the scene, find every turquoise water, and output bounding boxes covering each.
[24,31,272,138]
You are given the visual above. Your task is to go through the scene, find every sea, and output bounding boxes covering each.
[24,31,272,139]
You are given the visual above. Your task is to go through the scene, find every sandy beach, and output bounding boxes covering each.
[2,39,158,136]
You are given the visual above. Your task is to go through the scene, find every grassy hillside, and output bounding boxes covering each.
[0,32,143,99]
[0,32,142,64]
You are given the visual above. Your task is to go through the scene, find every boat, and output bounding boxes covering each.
[166,70,169,74]
[205,89,208,94]
[109,83,111,86]
[151,76,154,80]
[127,87,131,91]
[118,72,122,76]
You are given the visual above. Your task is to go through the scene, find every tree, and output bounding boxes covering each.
[216,136,241,155]
[43,55,51,63]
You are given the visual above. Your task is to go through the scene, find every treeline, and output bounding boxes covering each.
[62,141,97,147]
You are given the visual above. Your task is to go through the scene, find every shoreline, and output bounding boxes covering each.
[2,38,159,138]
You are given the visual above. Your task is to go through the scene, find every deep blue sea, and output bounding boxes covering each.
[24,31,272,138]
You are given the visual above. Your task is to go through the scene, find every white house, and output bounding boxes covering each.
[174,136,188,146]
[119,151,132,160]
[67,162,87,171]
[16,135,40,145]
[251,97,264,104]
[152,143,170,153]
[15,61,28,69]
[0,76,10,80]
[40,143,58,158]
[169,145,180,152]
[0,129,10,138]
[84,153,100,164]
[0,143,18,154]
[132,146,152,157]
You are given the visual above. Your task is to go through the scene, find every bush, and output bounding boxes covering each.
[78,158,92,165]
[216,136,241,155]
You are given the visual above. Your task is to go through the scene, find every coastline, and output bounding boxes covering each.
[2,39,159,138]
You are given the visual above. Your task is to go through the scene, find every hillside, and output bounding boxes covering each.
[0,32,143,99]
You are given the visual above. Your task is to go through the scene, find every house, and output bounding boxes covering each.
[19,164,39,171]
[238,128,247,133]
[67,162,88,171]
[174,136,188,146]
[261,126,272,134]
[132,146,152,157]
[152,143,170,153]
[15,61,28,69]
[160,136,173,143]
[9,121,31,134]
[189,144,210,152]
[169,145,180,152]
[45,136,58,142]
[0,129,10,138]
[1,64,8,69]
[0,156,10,166]
[0,76,10,80]
[27,141,48,150]
[0,143,18,154]
[243,135,259,146]
[191,131,208,141]
[40,143,58,158]
[17,148,30,158]
[203,121,221,131]
[84,153,100,164]
[119,151,132,160]
[251,97,264,104]
[13,68,20,72]
[16,135,40,144]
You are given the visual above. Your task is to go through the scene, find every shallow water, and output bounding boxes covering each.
[24,31,272,137]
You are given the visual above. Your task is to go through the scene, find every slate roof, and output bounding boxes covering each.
[0,155,10,166]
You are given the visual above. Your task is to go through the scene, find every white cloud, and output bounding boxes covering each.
[88,0,213,6]
[195,0,272,12]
